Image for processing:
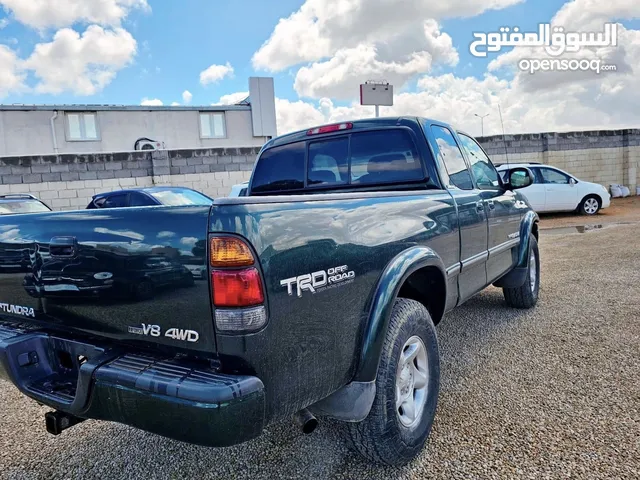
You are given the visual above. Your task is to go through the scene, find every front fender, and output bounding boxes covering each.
[353,246,446,383]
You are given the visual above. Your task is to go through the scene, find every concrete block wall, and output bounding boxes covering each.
[477,129,640,192]
[0,147,258,210]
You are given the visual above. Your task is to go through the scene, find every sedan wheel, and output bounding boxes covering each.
[580,197,600,215]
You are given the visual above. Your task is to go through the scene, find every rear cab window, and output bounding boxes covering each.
[250,127,426,194]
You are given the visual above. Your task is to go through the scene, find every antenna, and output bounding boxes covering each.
[498,104,510,170]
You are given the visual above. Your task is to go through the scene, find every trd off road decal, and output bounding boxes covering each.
[280,264,356,297]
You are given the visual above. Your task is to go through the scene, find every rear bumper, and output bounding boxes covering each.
[601,193,611,209]
[0,322,265,447]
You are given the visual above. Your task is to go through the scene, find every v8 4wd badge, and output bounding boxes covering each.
[128,323,199,343]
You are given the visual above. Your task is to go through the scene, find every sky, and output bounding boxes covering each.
[0,0,639,137]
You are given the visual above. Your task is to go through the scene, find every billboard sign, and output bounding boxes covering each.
[360,83,394,106]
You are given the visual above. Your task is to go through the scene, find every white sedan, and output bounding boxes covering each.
[229,181,249,197]
[496,163,611,215]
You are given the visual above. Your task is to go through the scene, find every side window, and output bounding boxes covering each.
[308,137,349,186]
[540,167,570,184]
[430,126,473,190]
[129,192,156,207]
[531,168,544,184]
[350,130,423,185]
[251,142,305,193]
[458,133,500,189]
[103,194,128,208]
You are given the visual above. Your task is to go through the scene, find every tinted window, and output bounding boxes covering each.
[103,194,128,208]
[129,192,156,207]
[458,133,500,189]
[350,130,423,185]
[252,142,305,193]
[539,167,570,184]
[431,126,473,190]
[308,137,348,186]
[148,189,213,206]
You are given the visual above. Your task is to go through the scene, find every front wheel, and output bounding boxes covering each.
[503,236,540,309]
[342,298,440,466]
[579,196,601,215]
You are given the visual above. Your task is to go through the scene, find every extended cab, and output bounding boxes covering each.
[0,118,539,466]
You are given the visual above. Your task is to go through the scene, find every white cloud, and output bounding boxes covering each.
[23,25,137,95]
[94,227,144,241]
[141,97,163,106]
[180,236,198,247]
[216,91,249,105]
[0,44,25,98]
[0,18,9,29]
[170,101,180,106]
[275,97,325,135]
[199,62,233,85]
[252,0,522,71]
[0,0,150,29]
[293,31,455,100]
[182,90,192,104]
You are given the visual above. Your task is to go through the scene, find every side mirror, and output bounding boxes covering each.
[506,167,534,190]
[569,178,577,186]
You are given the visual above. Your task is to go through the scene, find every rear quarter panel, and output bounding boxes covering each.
[211,191,459,420]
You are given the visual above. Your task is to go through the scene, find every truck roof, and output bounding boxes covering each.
[265,116,454,150]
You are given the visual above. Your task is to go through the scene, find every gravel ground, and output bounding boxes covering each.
[1,224,639,479]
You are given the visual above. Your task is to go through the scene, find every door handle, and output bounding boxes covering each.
[475,201,484,212]
[487,200,495,210]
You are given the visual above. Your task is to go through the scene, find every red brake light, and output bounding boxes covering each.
[212,268,264,307]
[306,122,353,135]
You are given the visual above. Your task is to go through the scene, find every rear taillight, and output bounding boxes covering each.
[210,237,255,267]
[212,268,264,307]
[210,236,267,333]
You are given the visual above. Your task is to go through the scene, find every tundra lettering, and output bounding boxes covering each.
[0,303,35,318]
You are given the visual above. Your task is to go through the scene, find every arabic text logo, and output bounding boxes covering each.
[469,23,618,58]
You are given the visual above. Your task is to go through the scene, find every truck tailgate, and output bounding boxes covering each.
[0,206,216,355]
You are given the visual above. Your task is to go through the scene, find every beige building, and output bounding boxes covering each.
[0,77,277,157]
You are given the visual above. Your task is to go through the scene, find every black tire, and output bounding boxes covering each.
[578,195,601,215]
[503,236,540,309]
[342,298,440,466]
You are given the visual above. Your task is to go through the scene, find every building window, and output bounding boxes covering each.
[199,112,226,138]
[66,112,100,141]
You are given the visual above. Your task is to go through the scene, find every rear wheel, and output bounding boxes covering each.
[342,298,440,466]
[579,195,601,215]
[503,236,540,309]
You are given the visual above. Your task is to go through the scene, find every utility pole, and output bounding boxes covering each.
[475,113,490,136]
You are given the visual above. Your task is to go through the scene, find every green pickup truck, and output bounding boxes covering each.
[0,117,539,466]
